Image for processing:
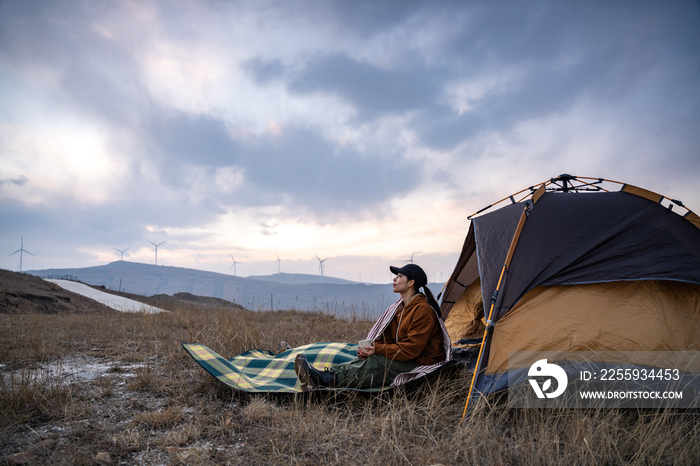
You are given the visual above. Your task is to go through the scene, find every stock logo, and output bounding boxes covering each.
[528,359,568,398]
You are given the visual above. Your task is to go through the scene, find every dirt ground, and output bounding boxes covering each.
[0,270,250,464]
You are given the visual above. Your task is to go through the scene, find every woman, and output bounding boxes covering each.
[295,263,448,389]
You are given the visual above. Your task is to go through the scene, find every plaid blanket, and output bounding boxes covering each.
[183,342,373,393]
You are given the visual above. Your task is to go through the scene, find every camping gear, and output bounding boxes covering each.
[182,341,461,393]
[438,175,700,415]
[184,296,456,393]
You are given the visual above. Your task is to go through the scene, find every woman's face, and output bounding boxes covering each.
[392,273,414,294]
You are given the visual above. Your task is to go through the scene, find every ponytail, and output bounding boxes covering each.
[422,285,442,320]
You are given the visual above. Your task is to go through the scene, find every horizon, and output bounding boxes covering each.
[17,258,454,286]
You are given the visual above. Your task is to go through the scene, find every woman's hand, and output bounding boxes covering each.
[357,345,375,359]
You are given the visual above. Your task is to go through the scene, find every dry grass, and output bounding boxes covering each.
[2,296,700,465]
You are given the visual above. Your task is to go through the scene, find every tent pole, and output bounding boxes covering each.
[467,179,552,219]
[461,196,535,421]
[461,265,505,420]
[467,176,629,220]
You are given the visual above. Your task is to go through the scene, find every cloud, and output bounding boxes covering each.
[0,175,27,187]
[243,57,288,85]
[0,1,150,126]
[0,189,223,243]
[411,1,700,152]
[150,112,422,215]
[151,114,239,166]
[288,54,440,119]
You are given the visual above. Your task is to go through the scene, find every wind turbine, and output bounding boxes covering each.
[113,247,130,261]
[9,237,33,272]
[148,240,165,265]
[276,252,282,274]
[314,254,329,283]
[406,250,415,264]
[230,254,240,276]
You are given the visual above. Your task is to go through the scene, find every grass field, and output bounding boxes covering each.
[2,272,700,465]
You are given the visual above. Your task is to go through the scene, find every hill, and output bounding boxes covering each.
[26,261,414,317]
[0,269,117,315]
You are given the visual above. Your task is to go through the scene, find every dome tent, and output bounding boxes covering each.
[438,175,700,413]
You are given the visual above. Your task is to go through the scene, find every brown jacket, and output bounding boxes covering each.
[373,294,445,366]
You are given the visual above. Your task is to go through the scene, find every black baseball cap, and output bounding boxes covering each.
[389,264,428,288]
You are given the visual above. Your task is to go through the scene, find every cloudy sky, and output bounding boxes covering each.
[1,1,699,284]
